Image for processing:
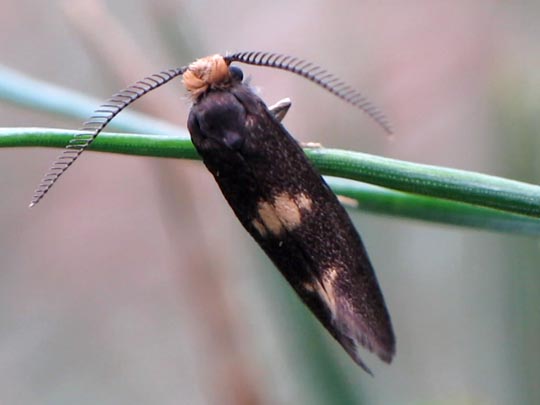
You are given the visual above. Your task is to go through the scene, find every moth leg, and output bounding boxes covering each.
[336,195,359,208]
[268,97,323,148]
[300,141,324,148]
[268,98,291,122]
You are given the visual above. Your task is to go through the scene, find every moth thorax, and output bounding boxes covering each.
[182,54,231,99]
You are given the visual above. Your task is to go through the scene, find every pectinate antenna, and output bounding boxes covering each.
[226,51,392,134]
[29,67,186,207]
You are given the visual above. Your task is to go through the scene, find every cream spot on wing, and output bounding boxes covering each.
[303,282,316,293]
[255,191,314,237]
[251,218,267,237]
[315,266,340,320]
[257,201,284,236]
[295,192,313,212]
[273,192,302,231]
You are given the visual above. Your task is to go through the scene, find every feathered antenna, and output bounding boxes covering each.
[226,51,392,134]
[29,67,186,207]
[30,51,391,207]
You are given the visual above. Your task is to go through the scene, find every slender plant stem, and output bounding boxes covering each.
[307,147,540,217]
[2,127,540,236]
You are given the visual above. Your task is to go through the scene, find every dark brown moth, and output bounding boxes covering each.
[30,52,395,374]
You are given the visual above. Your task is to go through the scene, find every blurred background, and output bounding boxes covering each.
[1,1,539,404]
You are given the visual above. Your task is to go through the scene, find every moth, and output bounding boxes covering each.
[30,51,395,374]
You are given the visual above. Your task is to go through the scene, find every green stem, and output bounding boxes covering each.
[328,178,540,236]
[307,148,540,217]
[2,127,540,236]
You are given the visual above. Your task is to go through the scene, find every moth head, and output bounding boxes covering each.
[182,54,243,101]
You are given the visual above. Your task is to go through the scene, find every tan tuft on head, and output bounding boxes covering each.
[182,54,231,99]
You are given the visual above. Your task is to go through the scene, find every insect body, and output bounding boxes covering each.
[30,52,395,373]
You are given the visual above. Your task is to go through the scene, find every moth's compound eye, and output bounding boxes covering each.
[229,66,244,82]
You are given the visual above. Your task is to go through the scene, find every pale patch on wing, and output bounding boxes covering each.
[307,265,393,373]
[257,201,284,236]
[302,281,316,293]
[254,191,314,237]
[273,192,302,231]
[294,192,313,212]
[315,266,340,319]
[251,218,267,237]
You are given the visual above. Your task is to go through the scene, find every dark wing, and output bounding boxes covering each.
[188,84,395,373]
